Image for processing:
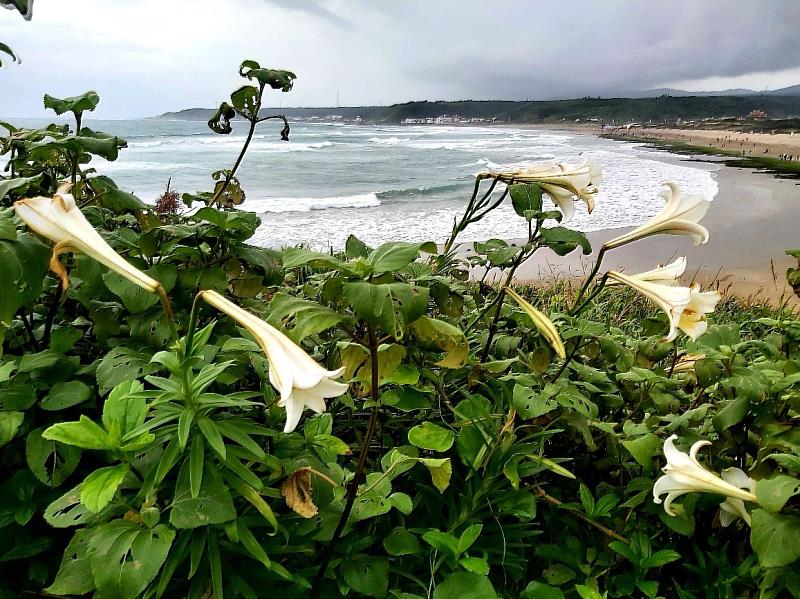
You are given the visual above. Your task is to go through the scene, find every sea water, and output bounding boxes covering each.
[5,119,719,249]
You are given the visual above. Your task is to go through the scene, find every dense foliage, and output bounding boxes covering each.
[1,60,800,599]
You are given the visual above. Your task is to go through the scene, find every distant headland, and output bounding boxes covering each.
[155,87,800,126]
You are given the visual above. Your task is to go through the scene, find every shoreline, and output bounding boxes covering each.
[496,128,800,304]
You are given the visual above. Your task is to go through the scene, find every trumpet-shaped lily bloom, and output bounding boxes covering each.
[679,285,722,341]
[13,184,160,293]
[605,182,710,250]
[199,290,348,433]
[607,263,720,342]
[485,157,601,222]
[653,435,758,520]
[719,467,758,526]
[606,269,692,342]
[607,257,686,287]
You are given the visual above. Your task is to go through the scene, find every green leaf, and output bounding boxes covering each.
[345,234,371,258]
[281,247,345,271]
[750,509,800,568]
[457,523,482,555]
[239,60,297,91]
[81,464,130,512]
[340,342,406,385]
[433,572,497,599]
[43,416,112,450]
[0,411,24,448]
[29,129,125,162]
[756,475,800,513]
[539,227,592,256]
[422,530,460,557]
[345,281,430,340]
[96,347,156,395]
[383,527,421,556]
[0,234,49,345]
[189,434,205,499]
[17,348,61,372]
[0,175,41,203]
[26,427,81,486]
[41,380,92,411]
[267,292,342,343]
[0,207,17,240]
[712,395,750,432]
[341,556,389,598]
[459,557,490,575]
[573,585,604,599]
[419,458,452,493]
[198,417,227,460]
[102,380,147,439]
[367,241,436,274]
[410,316,468,368]
[44,529,96,596]
[170,463,236,529]
[408,422,455,452]
[621,433,661,470]
[44,484,96,528]
[89,176,148,212]
[44,91,100,116]
[510,183,543,220]
[103,263,176,313]
[521,582,566,599]
[87,520,175,599]
[0,41,19,67]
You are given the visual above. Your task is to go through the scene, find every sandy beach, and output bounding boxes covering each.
[611,128,800,161]
[491,139,800,305]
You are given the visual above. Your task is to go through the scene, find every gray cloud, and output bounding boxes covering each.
[0,0,798,118]
[262,0,353,30]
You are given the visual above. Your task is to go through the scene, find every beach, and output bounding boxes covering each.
[609,127,800,161]
[509,147,799,304]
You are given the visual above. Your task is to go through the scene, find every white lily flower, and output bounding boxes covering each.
[653,435,758,519]
[199,290,348,433]
[484,157,601,222]
[719,467,757,527]
[607,263,720,342]
[606,270,692,342]
[13,184,160,293]
[679,285,722,341]
[605,182,710,249]
[607,257,686,287]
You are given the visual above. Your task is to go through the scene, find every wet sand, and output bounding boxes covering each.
[497,153,800,305]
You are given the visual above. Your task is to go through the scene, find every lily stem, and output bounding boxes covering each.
[535,487,629,544]
[571,245,607,312]
[311,326,381,596]
[156,285,178,344]
[184,292,204,358]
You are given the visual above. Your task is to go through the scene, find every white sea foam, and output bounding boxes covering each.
[246,193,381,213]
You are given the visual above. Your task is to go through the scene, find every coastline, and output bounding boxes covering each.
[500,129,800,304]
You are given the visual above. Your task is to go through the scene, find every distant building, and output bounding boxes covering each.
[748,109,767,119]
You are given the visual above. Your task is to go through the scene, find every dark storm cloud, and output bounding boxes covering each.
[1,0,799,118]
[362,0,800,98]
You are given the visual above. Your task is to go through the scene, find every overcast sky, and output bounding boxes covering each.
[2,0,799,118]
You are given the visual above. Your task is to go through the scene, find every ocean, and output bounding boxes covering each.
[6,119,719,249]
